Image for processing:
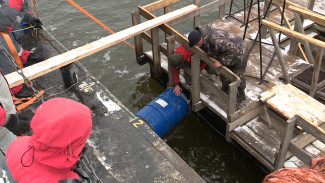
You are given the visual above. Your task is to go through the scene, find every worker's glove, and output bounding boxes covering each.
[4,114,30,136]
[31,18,43,29]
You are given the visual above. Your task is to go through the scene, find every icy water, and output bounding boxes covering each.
[37,0,266,182]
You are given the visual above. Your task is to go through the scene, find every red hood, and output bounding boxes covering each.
[7,98,92,181]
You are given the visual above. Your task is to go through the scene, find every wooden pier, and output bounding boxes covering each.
[131,0,325,172]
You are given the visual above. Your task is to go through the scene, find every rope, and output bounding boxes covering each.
[66,0,135,49]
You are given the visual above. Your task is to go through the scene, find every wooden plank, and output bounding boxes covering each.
[246,120,281,148]
[296,115,325,145]
[228,104,264,132]
[288,142,314,165]
[274,117,296,170]
[191,55,201,108]
[231,133,275,170]
[229,101,262,122]
[233,126,275,164]
[6,4,198,87]
[288,5,325,27]
[262,20,325,48]
[142,0,180,12]
[269,27,290,83]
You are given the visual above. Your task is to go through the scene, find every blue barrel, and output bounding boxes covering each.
[135,88,190,137]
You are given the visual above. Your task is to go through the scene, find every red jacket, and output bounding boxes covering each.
[6,98,92,182]
[172,46,207,84]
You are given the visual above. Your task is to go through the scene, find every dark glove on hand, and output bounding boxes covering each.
[31,18,43,29]
[4,114,31,136]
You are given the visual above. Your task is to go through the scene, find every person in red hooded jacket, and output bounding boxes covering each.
[5,98,93,182]
[0,0,44,98]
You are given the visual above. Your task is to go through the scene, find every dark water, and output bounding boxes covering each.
[37,0,265,182]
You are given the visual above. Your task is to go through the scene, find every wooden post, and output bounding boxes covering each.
[219,4,226,19]
[228,81,238,115]
[293,13,315,64]
[261,0,271,38]
[132,10,144,64]
[308,0,316,10]
[269,28,290,83]
[167,36,176,88]
[191,54,201,111]
[274,117,296,170]
[310,47,324,97]
[151,27,162,78]
[164,5,172,42]
[28,0,38,17]
[194,0,200,28]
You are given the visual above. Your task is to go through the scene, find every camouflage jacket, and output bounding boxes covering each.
[196,24,246,67]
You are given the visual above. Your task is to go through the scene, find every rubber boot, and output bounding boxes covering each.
[237,89,246,103]
[24,53,44,67]
[14,84,34,98]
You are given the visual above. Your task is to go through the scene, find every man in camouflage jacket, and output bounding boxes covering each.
[188,24,248,103]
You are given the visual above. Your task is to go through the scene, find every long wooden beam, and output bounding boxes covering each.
[262,20,325,48]
[5,4,198,87]
[142,0,180,12]
[288,5,325,27]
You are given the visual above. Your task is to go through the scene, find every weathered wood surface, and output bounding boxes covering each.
[5,4,198,87]
[142,0,180,12]
[260,84,325,126]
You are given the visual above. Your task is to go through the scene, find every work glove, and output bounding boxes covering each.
[31,17,43,29]
[4,114,31,136]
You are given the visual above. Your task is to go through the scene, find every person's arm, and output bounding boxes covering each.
[172,67,182,96]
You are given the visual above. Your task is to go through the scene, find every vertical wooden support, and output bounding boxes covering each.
[293,13,315,64]
[308,0,316,10]
[151,27,162,78]
[164,5,172,42]
[261,0,271,38]
[227,81,237,115]
[132,10,144,64]
[269,28,290,83]
[167,36,176,88]
[219,4,226,19]
[274,117,296,170]
[310,47,324,97]
[194,0,200,28]
[28,0,38,17]
[191,54,201,111]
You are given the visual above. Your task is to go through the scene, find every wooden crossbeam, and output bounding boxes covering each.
[142,0,180,12]
[262,20,325,48]
[5,4,198,87]
[288,5,325,27]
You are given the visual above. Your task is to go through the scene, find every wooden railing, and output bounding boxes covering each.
[132,0,240,119]
[275,115,325,170]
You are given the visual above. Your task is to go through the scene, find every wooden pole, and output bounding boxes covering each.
[132,10,144,64]
[268,28,290,83]
[310,47,324,97]
[194,0,200,28]
[191,54,201,111]
[274,117,296,170]
[151,27,162,78]
[167,36,176,88]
